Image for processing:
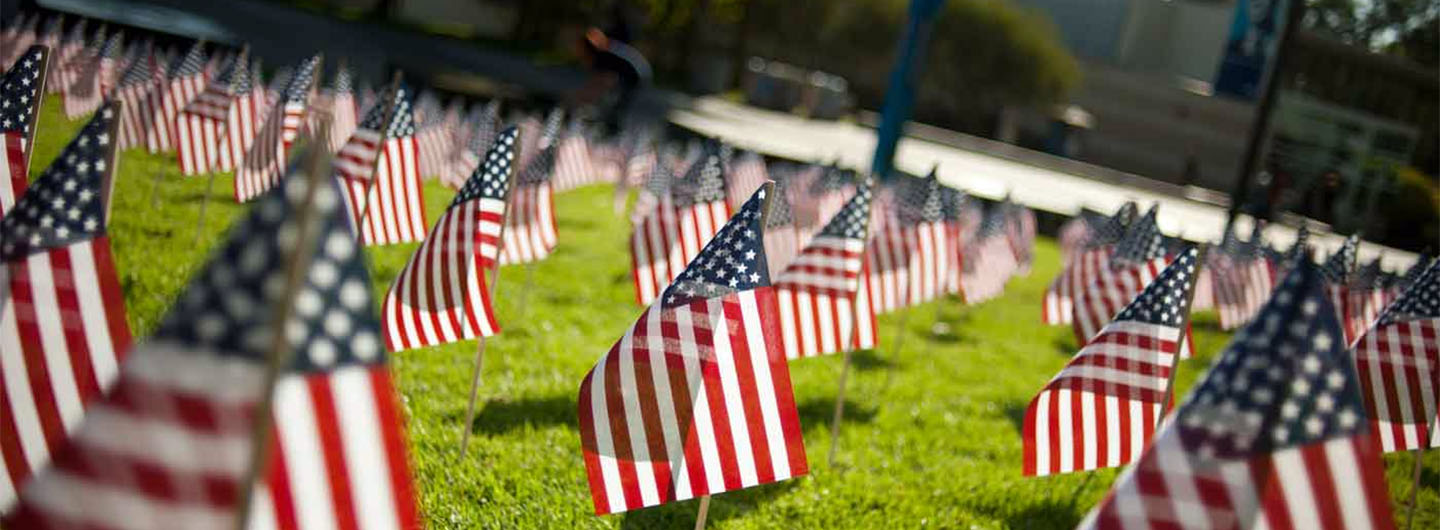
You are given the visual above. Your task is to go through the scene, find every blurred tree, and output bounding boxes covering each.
[1305,0,1440,66]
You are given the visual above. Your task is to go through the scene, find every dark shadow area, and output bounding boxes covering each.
[1003,400,1029,434]
[613,270,632,286]
[467,395,576,435]
[848,349,895,372]
[796,396,877,429]
[618,480,799,529]
[1052,335,1077,356]
[1002,498,1086,529]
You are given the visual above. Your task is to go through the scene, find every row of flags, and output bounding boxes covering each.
[1029,200,1436,527]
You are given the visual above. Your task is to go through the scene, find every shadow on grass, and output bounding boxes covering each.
[1003,400,1029,434]
[848,349,895,372]
[471,395,576,435]
[1052,335,1077,356]
[796,396,877,429]
[618,480,799,529]
[1002,498,1086,529]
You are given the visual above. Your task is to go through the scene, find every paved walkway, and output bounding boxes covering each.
[671,97,1420,271]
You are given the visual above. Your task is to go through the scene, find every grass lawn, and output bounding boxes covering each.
[23,97,1439,528]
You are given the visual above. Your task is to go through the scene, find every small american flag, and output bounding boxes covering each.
[1,45,48,218]
[175,53,257,175]
[958,204,1020,304]
[499,117,560,265]
[1320,235,1365,344]
[60,30,121,119]
[114,42,161,150]
[336,82,429,246]
[761,177,799,277]
[628,143,731,305]
[580,184,808,514]
[552,116,598,192]
[1003,200,1036,276]
[441,100,500,189]
[382,127,517,352]
[44,18,84,96]
[776,181,875,359]
[1024,247,1198,476]
[1042,204,1133,325]
[413,94,456,179]
[321,66,358,154]
[0,103,132,511]
[895,172,953,308]
[1081,259,1396,530]
[725,150,769,211]
[0,13,38,66]
[235,55,318,202]
[1071,206,1170,347]
[1212,237,1278,331]
[1352,258,1438,452]
[145,40,206,153]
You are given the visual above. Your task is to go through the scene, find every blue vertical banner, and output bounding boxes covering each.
[871,0,947,180]
[1215,0,1290,99]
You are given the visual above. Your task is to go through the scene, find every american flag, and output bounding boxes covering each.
[1278,224,1311,276]
[629,143,731,305]
[0,13,37,67]
[1081,259,1396,530]
[382,127,517,352]
[53,22,97,99]
[1071,206,1170,347]
[114,42,161,150]
[726,150,769,211]
[336,82,428,246]
[761,178,800,277]
[145,41,206,153]
[794,164,854,243]
[894,172,953,308]
[1320,235,1366,344]
[580,184,808,514]
[1213,236,1278,331]
[958,204,1020,304]
[175,53,258,175]
[44,18,84,96]
[321,66,358,154]
[1003,200,1036,276]
[1352,258,1438,453]
[1043,204,1133,325]
[498,116,560,266]
[441,100,500,189]
[552,116,598,192]
[1,46,48,218]
[0,103,132,511]
[235,55,317,202]
[60,30,121,119]
[776,181,875,359]
[1024,247,1198,476]
[413,95,456,179]
[245,176,423,530]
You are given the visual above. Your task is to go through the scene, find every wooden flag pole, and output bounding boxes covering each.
[828,178,878,468]
[459,132,524,458]
[514,260,536,322]
[1405,448,1424,530]
[234,117,332,530]
[1158,244,1207,424]
[882,307,911,391]
[693,495,712,530]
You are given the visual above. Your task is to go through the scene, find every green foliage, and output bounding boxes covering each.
[29,97,1437,528]
[1386,166,1440,250]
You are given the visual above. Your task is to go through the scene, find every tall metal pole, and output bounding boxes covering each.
[1225,0,1305,235]
[870,0,947,180]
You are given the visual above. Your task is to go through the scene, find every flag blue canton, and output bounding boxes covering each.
[0,102,117,260]
[1175,260,1367,460]
[1111,206,1165,266]
[1113,247,1198,327]
[1283,225,1311,266]
[169,42,206,79]
[281,55,320,104]
[332,66,352,94]
[454,126,517,206]
[1321,235,1358,283]
[895,171,943,225]
[765,178,794,228]
[117,44,155,88]
[1377,259,1439,325]
[673,144,726,207]
[1,46,45,135]
[663,185,772,307]
[816,181,872,240]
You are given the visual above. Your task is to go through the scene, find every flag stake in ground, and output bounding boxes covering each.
[694,495,712,530]
[192,46,256,245]
[828,178,878,468]
[460,131,524,459]
[233,119,333,530]
[1406,448,1424,530]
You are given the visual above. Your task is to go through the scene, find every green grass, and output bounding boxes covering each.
[25,97,1439,528]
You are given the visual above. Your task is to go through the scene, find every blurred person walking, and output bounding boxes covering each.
[572,25,651,136]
